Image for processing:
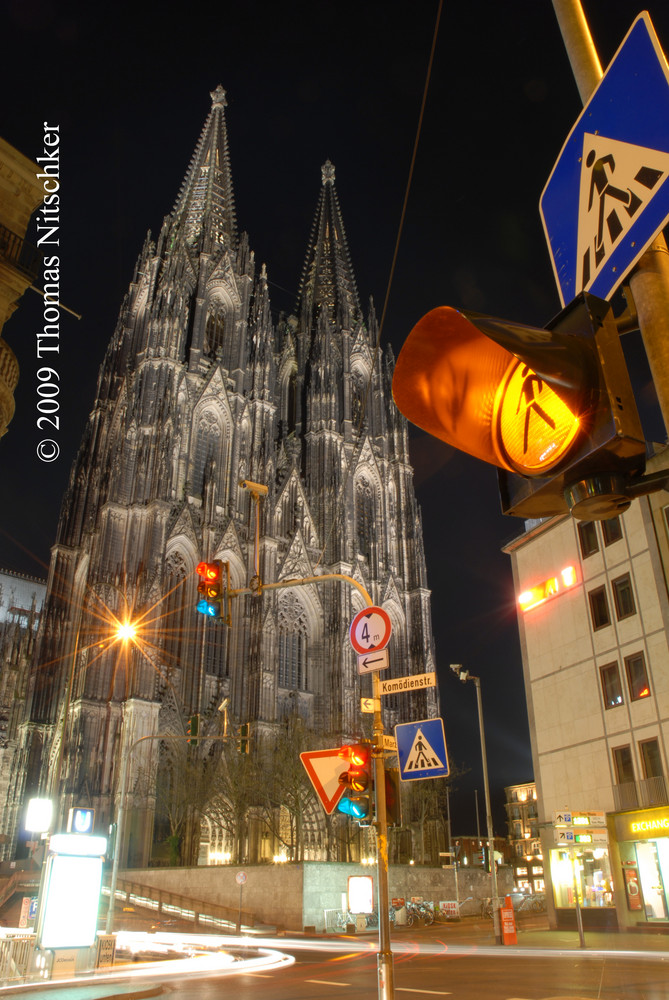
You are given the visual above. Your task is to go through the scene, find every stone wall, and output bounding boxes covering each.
[123,862,514,932]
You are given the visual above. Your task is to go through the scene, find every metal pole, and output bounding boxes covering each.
[473,676,501,944]
[372,669,394,1000]
[552,0,669,434]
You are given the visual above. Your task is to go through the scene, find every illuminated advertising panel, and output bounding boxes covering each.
[37,853,104,949]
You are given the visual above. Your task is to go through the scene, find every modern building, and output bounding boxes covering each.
[504,782,544,893]
[0,137,43,438]
[1,87,437,868]
[504,446,669,930]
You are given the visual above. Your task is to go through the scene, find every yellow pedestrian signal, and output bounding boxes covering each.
[392,294,646,520]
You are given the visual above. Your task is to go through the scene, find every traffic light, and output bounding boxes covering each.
[337,742,373,824]
[238,722,251,754]
[392,293,646,520]
[186,713,200,746]
[196,560,225,618]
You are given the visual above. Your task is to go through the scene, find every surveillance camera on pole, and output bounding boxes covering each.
[238,479,268,496]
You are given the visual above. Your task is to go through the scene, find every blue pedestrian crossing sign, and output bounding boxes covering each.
[541,13,669,306]
[395,718,449,782]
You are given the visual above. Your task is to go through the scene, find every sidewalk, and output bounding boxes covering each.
[422,915,669,954]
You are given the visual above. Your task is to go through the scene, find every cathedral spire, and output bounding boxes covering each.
[171,85,237,249]
[296,160,361,329]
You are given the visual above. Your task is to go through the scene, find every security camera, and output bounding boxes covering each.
[238,479,268,495]
[450,663,469,682]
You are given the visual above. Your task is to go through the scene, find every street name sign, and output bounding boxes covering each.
[541,13,669,305]
[300,747,348,813]
[380,671,436,695]
[349,606,392,655]
[395,718,449,781]
[357,648,390,674]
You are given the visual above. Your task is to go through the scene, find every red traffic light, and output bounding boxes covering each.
[337,743,373,823]
[195,560,226,618]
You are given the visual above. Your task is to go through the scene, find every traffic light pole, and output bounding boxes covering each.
[227,569,395,1000]
[552,0,669,435]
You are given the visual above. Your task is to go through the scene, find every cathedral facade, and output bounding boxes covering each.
[3,87,437,866]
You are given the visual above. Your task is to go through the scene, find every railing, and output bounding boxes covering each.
[0,223,40,281]
[613,775,669,811]
[0,935,35,985]
[102,876,255,929]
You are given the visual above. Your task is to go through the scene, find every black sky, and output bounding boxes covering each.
[2,0,669,834]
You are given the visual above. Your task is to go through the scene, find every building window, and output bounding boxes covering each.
[277,592,308,691]
[612,573,636,620]
[602,516,623,545]
[600,662,624,709]
[355,476,375,560]
[640,738,663,779]
[613,745,635,784]
[589,586,610,629]
[578,520,599,558]
[625,652,651,701]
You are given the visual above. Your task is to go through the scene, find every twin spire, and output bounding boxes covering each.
[172,87,361,327]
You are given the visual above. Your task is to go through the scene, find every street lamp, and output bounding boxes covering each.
[450,663,501,944]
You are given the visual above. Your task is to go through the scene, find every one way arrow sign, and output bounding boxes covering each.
[357,648,390,675]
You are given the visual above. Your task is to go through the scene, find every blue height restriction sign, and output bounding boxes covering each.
[394,718,449,782]
[541,13,669,306]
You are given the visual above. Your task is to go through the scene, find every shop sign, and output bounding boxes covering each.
[615,808,669,841]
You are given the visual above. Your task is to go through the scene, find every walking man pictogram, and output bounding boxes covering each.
[515,366,556,454]
[586,149,642,265]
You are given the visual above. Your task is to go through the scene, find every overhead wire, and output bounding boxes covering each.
[314,0,443,570]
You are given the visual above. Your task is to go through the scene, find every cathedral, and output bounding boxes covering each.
[3,86,438,866]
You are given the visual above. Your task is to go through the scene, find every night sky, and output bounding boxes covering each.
[2,1,669,834]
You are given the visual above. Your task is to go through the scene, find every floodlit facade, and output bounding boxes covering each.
[504,782,544,893]
[504,447,669,930]
[0,88,438,867]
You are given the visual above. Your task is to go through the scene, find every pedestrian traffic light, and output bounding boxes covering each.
[392,293,647,520]
[238,722,251,754]
[337,742,373,824]
[196,560,225,618]
[186,713,200,746]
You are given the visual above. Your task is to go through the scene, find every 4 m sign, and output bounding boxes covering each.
[349,607,392,655]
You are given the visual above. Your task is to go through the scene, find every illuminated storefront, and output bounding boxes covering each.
[612,807,669,927]
[546,812,616,929]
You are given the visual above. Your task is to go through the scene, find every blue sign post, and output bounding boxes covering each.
[541,13,669,306]
[395,717,449,782]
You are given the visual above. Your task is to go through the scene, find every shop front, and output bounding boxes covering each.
[610,806,669,930]
[545,812,616,930]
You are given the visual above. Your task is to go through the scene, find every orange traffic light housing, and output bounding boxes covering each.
[392,294,646,520]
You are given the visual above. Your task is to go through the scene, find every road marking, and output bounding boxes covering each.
[396,990,452,995]
[306,980,350,987]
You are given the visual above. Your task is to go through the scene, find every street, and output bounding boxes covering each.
[3,922,669,1000]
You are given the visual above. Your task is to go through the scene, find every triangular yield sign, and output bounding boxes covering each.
[300,748,348,813]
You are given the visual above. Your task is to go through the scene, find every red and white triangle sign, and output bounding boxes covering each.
[300,748,348,813]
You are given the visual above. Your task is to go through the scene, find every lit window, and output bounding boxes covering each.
[600,662,624,709]
[625,652,651,701]
[589,586,610,630]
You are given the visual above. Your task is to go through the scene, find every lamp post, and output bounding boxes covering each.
[450,664,501,944]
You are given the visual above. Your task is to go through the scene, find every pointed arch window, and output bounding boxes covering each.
[205,306,226,359]
[355,475,375,560]
[351,370,366,428]
[281,363,298,432]
[191,412,221,496]
[163,551,192,689]
[278,592,308,691]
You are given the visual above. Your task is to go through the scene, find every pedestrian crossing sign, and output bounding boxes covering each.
[541,13,669,305]
[394,718,449,782]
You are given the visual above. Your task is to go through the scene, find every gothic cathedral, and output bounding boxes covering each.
[5,87,437,865]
